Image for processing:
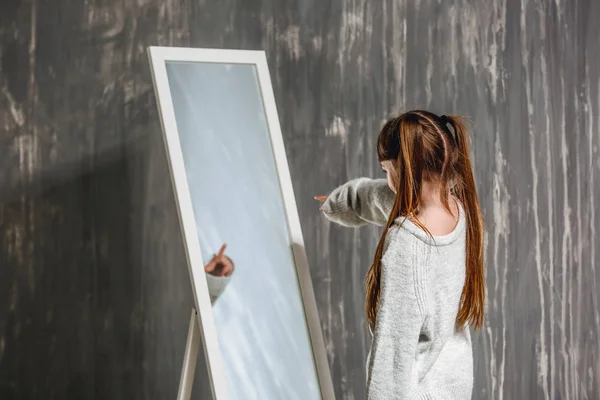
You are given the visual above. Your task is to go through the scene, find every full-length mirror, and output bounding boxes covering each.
[148,47,334,400]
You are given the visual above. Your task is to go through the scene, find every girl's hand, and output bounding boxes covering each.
[204,243,235,277]
[314,196,328,211]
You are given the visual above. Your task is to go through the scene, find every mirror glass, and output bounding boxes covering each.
[165,61,321,400]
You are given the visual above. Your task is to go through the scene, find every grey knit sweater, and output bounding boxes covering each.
[322,178,473,400]
[206,273,230,303]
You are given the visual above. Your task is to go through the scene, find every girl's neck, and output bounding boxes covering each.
[420,180,452,208]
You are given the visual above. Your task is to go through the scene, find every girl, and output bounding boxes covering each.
[316,110,484,399]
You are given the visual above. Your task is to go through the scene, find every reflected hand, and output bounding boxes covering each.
[314,196,328,211]
[204,244,234,277]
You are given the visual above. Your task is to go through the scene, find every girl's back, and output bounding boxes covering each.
[323,179,473,398]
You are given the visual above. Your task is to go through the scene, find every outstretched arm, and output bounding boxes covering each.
[319,178,395,227]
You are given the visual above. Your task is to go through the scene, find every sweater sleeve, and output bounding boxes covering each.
[367,232,426,399]
[205,273,231,304]
[321,178,395,227]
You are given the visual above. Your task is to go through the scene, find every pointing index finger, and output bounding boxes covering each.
[217,243,227,259]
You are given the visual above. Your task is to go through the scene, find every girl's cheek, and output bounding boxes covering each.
[387,174,396,193]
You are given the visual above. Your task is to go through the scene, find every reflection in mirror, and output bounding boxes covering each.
[165,61,321,399]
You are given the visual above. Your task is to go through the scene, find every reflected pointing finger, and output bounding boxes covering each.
[217,243,227,258]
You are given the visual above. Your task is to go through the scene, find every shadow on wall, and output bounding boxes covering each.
[0,127,212,399]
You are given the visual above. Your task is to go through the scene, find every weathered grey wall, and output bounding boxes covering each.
[1,0,599,399]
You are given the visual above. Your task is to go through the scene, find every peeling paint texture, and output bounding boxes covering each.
[1,1,599,399]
